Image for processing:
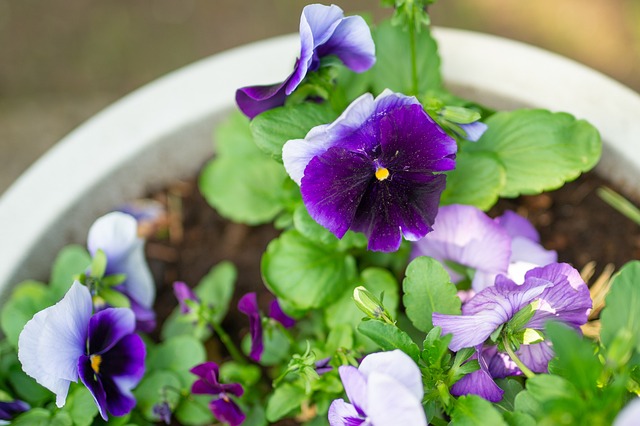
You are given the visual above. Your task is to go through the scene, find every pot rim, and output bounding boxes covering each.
[0,27,639,300]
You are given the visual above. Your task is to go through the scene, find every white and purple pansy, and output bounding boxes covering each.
[328,349,427,426]
[236,3,375,118]
[283,90,457,252]
[18,281,145,420]
[88,212,156,332]
[412,204,557,291]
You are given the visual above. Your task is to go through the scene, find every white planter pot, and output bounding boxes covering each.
[1,28,639,302]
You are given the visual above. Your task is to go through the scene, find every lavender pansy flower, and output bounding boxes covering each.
[328,350,427,426]
[236,4,375,118]
[456,121,488,142]
[0,399,29,422]
[190,362,245,426]
[18,281,145,420]
[238,293,296,361]
[88,212,156,332]
[412,204,557,291]
[283,90,457,252]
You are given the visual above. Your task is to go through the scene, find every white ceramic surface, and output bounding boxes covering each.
[0,28,639,301]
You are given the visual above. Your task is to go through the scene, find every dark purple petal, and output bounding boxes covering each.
[238,293,264,362]
[153,402,172,424]
[129,297,156,333]
[235,81,288,119]
[269,299,295,328]
[451,348,504,402]
[88,308,136,355]
[0,400,29,421]
[484,345,520,378]
[516,342,555,374]
[210,398,246,426]
[191,362,243,398]
[315,356,333,375]
[100,334,146,380]
[173,281,199,314]
[78,355,109,421]
[191,361,219,382]
[301,147,371,239]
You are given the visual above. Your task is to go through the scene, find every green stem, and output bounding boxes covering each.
[210,319,247,364]
[408,20,419,95]
[502,335,536,379]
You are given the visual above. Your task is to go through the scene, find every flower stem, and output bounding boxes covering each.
[209,319,247,364]
[502,335,536,379]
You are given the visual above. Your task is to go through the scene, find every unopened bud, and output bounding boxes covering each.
[353,286,393,324]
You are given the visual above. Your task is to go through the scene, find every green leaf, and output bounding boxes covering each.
[370,20,442,95]
[251,102,338,162]
[49,245,91,298]
[465,109,601,197]
[441,151,506,211]
[502,411,536,426]
[147,335,206,386]
[517,374,587,424]
[60,385,99,426]
[262,230,357,311]
[194,261,236,323]
[12,408,57,426]
[175,394,215,426]
[494,378,524,412]
[199,112,289,224]
[357,320,421,362]
[546,321,602,396]
[266,383,306,422]
[133,370,182,421]
[1,280,53,348]
[600,261,640,354]
[325,324,354,355]
[7,361,52,406]
[402,257,461,332]
[451,395,507,426]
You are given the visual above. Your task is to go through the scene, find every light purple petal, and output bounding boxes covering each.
[367,373,427,426]
[433,310,506,352]
[328,399,365,426]
[173,281,198,314]
[510,237,557,267]
[412,204,511,287]
[18,281,92,407]
[451,349,504,402]
[614,398,640,426]
[357,350,423,401]
[117,240,155,308]
[516,342,554,374]
[87,212,137,263]
[484,346,520,378]
[88,308,136,355]
[237,293,264,362]
[495,210,540,242]
[338,366,368,416]
[210,398,246,426]
[316,15,376,72]
[457,121,488,142]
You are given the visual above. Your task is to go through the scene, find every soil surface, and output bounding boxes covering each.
[143,169,640,424]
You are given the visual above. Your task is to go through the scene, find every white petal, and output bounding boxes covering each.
[18,281,92,407]
[87,212,138,262]
[338,365,368,414]
[367,373,427,426]
[120,239,155,307]
[328,399,363,426]
[358,350,423,401]
[614,397,640,426]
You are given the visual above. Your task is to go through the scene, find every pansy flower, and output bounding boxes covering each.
[88,212,156,332]
[18,281,145,420]
[190,362,245,426]
[236,4,375,118]
[412,204,557,291]
[238,292,295,362]
[328,349,427,426]
[173,281,198,314]
[0,399,29,422]
[283,90,457,252]
[433,263,591,401]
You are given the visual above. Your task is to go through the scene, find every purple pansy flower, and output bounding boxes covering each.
[433,263,591,401]
[18,281,145,420]
[88,212,156,332]
[173,281,198,314]
[238,293,295,362]
[283,90,457,252]
[190,362,245,426]
[236,4,375,118]
[328,350,427,426]
[0,399,29,422]
[412,205,557,291]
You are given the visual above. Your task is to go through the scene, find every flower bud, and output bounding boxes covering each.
[353,286,394,324]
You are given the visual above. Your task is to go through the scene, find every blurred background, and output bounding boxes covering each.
[1,0,639,194]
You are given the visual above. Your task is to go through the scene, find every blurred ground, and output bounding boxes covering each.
[1,0,639,194]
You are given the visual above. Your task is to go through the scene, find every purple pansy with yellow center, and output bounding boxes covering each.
[236,3,375,118]
[238,292,295,362]
[283,90,457,252]
[433,263,591,401]
[18,281,145,420]
[88,212,156,332]
[328,350,427,426]
[412,204,557,291]
[190,362,245,426]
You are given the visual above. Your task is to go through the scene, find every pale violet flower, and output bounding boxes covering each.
[18,281,145,420]
[283,90,457,252]
[328,350,427,426]
[614,398,640,426]
[88,211,156,331]
[236,4,375,118]
[412,204,557,291]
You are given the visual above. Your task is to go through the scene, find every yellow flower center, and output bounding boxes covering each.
[90,354,102,374]
[375,167,390,181]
